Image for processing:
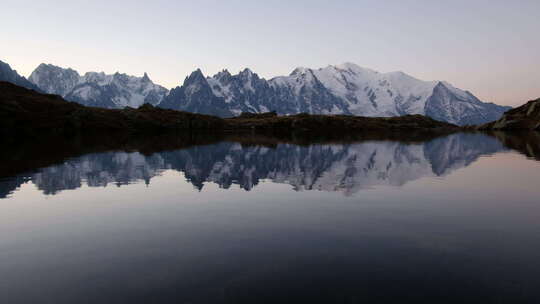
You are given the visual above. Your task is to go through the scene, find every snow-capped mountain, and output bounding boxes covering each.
[158,69,233,117]
[0,60,41,92]
[22,60,510,125]
[28,64,80,97]
[29,63,168,108]
[160,63,510,125]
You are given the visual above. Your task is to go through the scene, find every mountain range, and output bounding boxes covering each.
[1,59,511,125]
[160,64,511,125]
[28,63,168,108]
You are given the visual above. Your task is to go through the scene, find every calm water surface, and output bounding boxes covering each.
[1,133,540,303]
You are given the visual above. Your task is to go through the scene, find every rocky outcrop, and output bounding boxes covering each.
[479,98,540,130]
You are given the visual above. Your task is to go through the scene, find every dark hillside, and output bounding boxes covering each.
[0,81,224,138]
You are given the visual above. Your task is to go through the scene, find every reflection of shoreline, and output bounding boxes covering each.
[488,131,540,161]
[1,132,516,198]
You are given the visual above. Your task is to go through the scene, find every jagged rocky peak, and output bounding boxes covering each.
[112,71,130,83]
[162,67,276,117]
[81,71,110,84]
[424,81,511,126]
[29,64,80,96]
[214,69,231,78]
[183,69,207,86]
[29,63,169,109]
[0,59,41,91]
[290,66,311,76]
[211,69,233,85]
[190,68,205,79]
[239,67,254,76]
[210,68,262,85]
[141,72,151,82]
[280,67,320,89]
[32,63,79,76]
[182,69,209,91]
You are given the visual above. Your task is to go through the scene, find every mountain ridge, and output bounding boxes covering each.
[29,63,168,109]
[0,60,41,92]
[2,60,512,125]
[160,63,511,125]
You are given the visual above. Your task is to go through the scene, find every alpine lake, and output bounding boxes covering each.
[1,131,540,303]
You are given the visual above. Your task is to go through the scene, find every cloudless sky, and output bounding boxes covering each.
[1,0,538,106]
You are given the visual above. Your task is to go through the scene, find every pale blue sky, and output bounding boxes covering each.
[1,0,538,106]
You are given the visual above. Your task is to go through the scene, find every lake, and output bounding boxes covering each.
[1,132,540,303]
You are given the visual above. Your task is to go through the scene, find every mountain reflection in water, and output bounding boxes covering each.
[3,131,535,198]
[2,131,540,304]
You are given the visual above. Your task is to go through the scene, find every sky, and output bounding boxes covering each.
[1,0,538,106]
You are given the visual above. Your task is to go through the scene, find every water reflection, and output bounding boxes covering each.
[2,132,527,198]
[2,132,540,303]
